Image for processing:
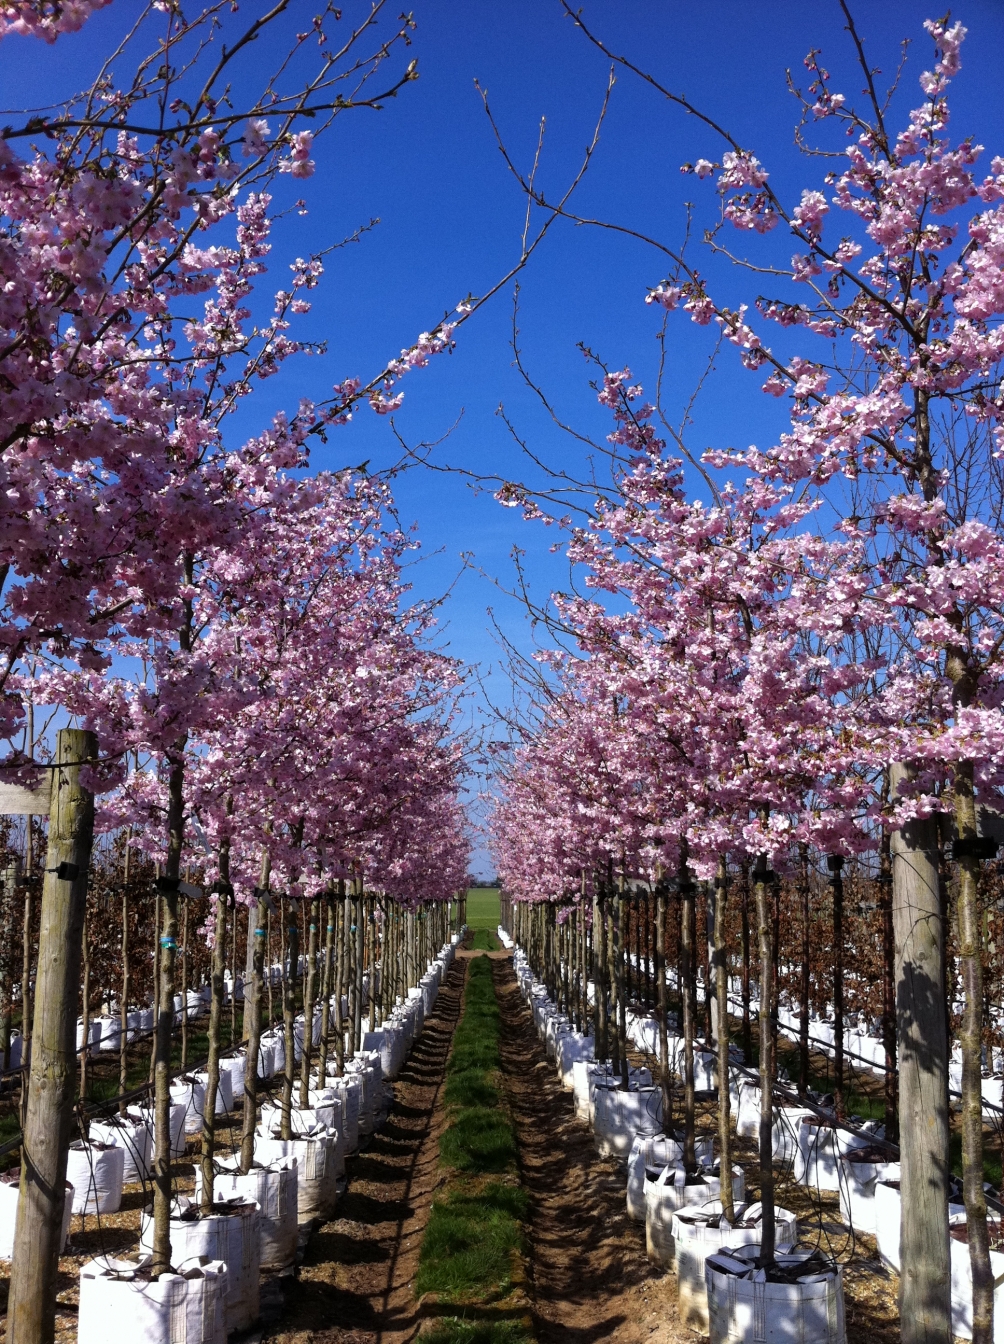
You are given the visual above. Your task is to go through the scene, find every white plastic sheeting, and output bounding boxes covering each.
[139,1196,260,1334]
[194,1156,298,1271]
[705,1244,846,1344]
[0,1171,73,1258]
[78,1255,227,1344]
[66,1141,125,1215]
[254,1127,339,1221]
[89,1116,152,1184]
[626,1132,714,1221]
[674,1201,798,1333]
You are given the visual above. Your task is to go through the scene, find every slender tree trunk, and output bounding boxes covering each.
[79,910,90,1101]
[299,895,320,1107]
[151,749,185,1278]
[200,884,228,1214]
[280,895,299,1140]
[180,898,189,1069]
[594,887,607,1061]
[148,877,161,1085]
[830,856,845,1118]
[681,858,697,1174]
[753,856,776,1268]
[8,729,96,1344]
[334,883,346,1073]
[656,883,673,1131]
[19,700,35,1120]
[240,851,269,1172]
[880,824,898,1140]
[740,862,752,1063]
[955,758,993,1344]
[891,760,951,1344]
[354,885,365,1055]
[119,831,131,1116]
[318,890,335,1080]
[714,858,734,1218]
[798,844,811,1098]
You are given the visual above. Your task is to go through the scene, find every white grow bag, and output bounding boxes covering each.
[254,1127,339,1221]
[192,1068,234,1117]
[795,1116,881,1193]
[626,1132,714,1221]
[771,1106,817,1167]
[139,1196,259,1334]
[128,1101,187,1160]
[705,1244,846,1344]
[260,1092,336,1137]
[645,1164,746,1267]
[734,1078,764,1139]
[837,1149,899,1235]
[89,1116,152,1184]
[950,1216,1004,1342]
[593,1082,663,1159]
[195,1155,298,1271]
[328,1075,361,1153]
[171,1077,206,1135]
[220,1051,247,1101]
[674,1201,798,1333]
[66,1141,125,1215]
[0,1169,74,1258]
[78,1255,227,1344]
[874,1178,964,1274]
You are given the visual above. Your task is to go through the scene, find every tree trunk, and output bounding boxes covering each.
[79,910,90,1101]
[119,831,131,1116]
[240,851,269,1173]
[830,856,846,1118]
[753,858,776,1268]
[656,884,672,1131]
[593,887,607,1062]
[680,856,696,1174]
[180,898,189,1069]
[151,749,185,1278]
[200,884,228,1214]
[8,729,96,1344]
[798,844,811,1098]
[955,759,993,1344]
[318,890,335,1081]
[740,862,752,1063]
[714,858,734,1220]
[891,760,951,1344]
[299,895,320,1107]
[280,895,299,1141]
[880,825,898,1141]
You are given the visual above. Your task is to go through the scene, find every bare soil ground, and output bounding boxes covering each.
[490,955,688,1344]
[265,953,469,1344]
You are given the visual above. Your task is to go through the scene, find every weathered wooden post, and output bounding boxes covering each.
[8,729,96,1344]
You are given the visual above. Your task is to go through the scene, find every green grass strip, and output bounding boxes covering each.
[416,956,533,1342]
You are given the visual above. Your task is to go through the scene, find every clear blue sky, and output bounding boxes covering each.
[8,2,1004,875]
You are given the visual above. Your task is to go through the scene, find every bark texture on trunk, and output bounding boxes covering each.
[200,881,228,1215]
[714,859,734,1222]
[753,860,776,1269]
[9,729,96,1344]
[891,760,951,1344]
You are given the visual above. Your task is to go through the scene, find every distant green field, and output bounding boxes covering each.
[470,887,502,951]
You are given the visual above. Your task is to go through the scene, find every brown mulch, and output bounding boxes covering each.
[264,953,469,1344]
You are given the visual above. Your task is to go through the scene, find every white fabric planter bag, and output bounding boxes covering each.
[592,1082,663,1159]
[581,1063,654,1126]
[328,1075,361,1153]
[645,1164,746,1267]
[557,1032,593,1090]
[194,1155,298,1271]
[674,1201,798,1333]
[220,1051,247,1101]
[139,1007,155,1034]
[6,1032,22,1071]
[78,1255,227,1344]
[263,1028,286,1076]
[171,1077,206,1134]
[139,1196,260,1334]
[837,1150,899,1234]
[705,1244,846,1344]
[89,1116,152,1184]
[0,1169,73,1258]
[256,1039,275,1080]
[66,1141,125,1215]
[770,1106,816,1166]
[128,1101,187,1160]
[795,1116,881,1192]
[254,1127,339,1221]
[873,1179,965,1273]
[260,1096,335,1137]
[364,1027,401,1080]
[345,1060,376,1135]
[626,1132,714,1220]
[734,1078,763,1139]
[173,993,184,1014]
[126,1009,142,1042]
[950,1216,1004,1341]
[186,990,203,1015]
[95,1010,122,1053]
[191,1068,234,1117]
